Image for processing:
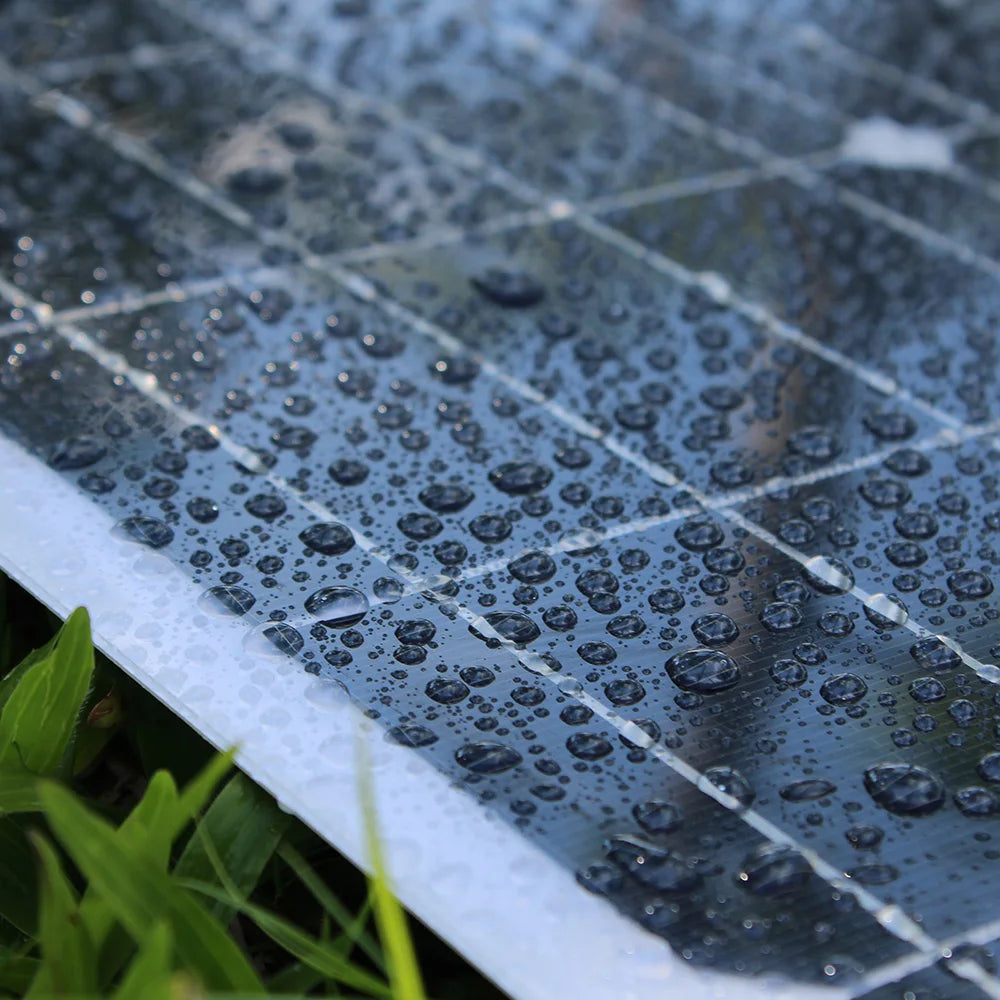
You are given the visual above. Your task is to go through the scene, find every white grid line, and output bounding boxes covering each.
[5,10,1000,989]
[438,418,1000,594]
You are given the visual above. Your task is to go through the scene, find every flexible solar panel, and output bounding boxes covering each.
[4,1,1000,997]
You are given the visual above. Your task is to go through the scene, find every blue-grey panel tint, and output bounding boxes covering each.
[445,512,1000,938]
[6,0,1000,993]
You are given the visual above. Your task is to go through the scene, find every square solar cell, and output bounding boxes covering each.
[827,164,1000,263]
[73,267,681,577]
[309,4,749,201]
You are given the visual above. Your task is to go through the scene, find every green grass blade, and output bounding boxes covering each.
[39,782,263,994]
[0,767,40,814]
[111,922,173,1000]
[174,772,289,925]
[74,771,180,988]
[0,608,94,775]
[276,844,384,972]
[0,625,60,713]
[176,751,235,829]
[28,834,96,997]
[180,880,391,999]
[358,750,426,1000]
[78,758,232,987]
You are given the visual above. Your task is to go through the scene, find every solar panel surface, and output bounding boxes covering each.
[3,1,1000,997]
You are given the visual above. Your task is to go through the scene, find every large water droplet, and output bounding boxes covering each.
[488,461,553,495]
[666,648,740,693]
[304,586,370,627]
[50,436,107,470]
[471,268,545,307]
[604,836,701,892]
[820,673,868,706]
[864,763,945,816]
[113,516,174,549]
[299,522,355,556]
[455,741,523,773]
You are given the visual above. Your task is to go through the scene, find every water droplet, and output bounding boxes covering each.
[566,732,614,760]
[418,482,474,514]
[910,636,961,672]
[304,586,369,628]
[864,763,945,816]
[469,610,541,645]
[781,778,837,803]
[675,517,725,552]
[759,601,803,632]
[954,787,1000,817]
[820,673,868,706]
[632,800,683,834]
[244,494,288,521]
[387,724,438,748]
[455,741,522,773]
[691,613,739,645]
[948,570,994,601]
[113,515,173,549]
[508,550,557,583]
[488,461,553,495]
[471,268,545,307]
[704,765,755,807]
[425,678,470,704]
[802,555,855,595]
[299,522,355,555]
[604,679,646,705]
[863,593,908,629]
[50,436,106,470]
[666,648,740,693]
[244,621,304,658]
[847,863,899,885]
[770,659,808,687]
[604,836,701,892]
[845,825,884,850]
[576,862,623,896]
[199,585,256,617]
[739,843,810,895]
